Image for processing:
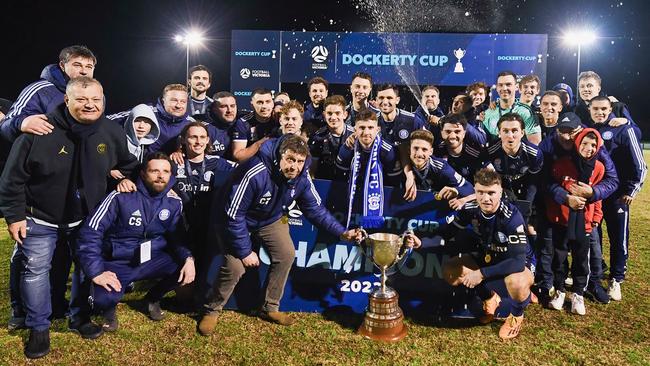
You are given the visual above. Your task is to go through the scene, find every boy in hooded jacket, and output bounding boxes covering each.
[546,128,604,315]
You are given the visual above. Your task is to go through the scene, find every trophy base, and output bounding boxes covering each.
[358,291,407,342]
[454,62,464,73]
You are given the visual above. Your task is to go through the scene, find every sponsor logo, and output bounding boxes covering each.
[158,209,170,221]
[97,143,107,154]
[311,45,329,70]
[497,55,538,61]
[287,201,303,226]
[240,68,270,79]
[341,53,448,67]
[311,45,329,62]
[132,210,141,217]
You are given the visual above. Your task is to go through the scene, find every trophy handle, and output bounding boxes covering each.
[396,230,414,262]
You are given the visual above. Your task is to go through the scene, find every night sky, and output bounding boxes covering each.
[3,0,648,135]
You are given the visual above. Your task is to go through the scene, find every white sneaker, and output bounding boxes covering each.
[548,290,566,310]
[564,277,574,287]
[608,280,622,301]
[571,294,586,315]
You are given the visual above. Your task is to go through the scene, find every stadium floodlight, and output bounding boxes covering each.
[562,29,598,87]
[174,30,205,81]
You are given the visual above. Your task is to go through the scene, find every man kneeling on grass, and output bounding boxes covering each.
[440,168,534,339]
[76,153,195,331]
[198,134,361,335]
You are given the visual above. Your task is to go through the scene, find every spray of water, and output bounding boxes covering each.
[352,0,511,109]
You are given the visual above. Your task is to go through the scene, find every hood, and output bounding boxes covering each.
[135,174,177,199]
[574,127,603,161]
[155,98,189,124]
[552,83,575,109]
[125,104,160,146]
[40,64,68,93]
[257,135,312,184]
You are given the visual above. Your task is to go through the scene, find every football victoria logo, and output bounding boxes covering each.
[240,68,251,79]
[311,45,329,62]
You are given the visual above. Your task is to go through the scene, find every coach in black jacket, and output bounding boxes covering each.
[0,77,137,359]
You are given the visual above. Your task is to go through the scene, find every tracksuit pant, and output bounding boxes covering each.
[602,197,630,282]
[90,252,181,312]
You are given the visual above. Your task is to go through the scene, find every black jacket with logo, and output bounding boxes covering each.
[0,103,138,225]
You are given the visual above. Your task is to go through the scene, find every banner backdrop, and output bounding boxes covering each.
[230,30,548,106]
[220,179,518,318]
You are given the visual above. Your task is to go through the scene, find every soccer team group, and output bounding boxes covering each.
[0,45,645,358]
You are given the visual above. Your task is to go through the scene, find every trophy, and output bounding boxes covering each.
[356,229,411,342]
[453,48,466,73]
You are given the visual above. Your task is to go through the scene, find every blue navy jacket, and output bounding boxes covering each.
[1,64,68,142]
[76,177,191,280]
[593,120,646,198]
[108,99,192,154]
[412,157,474,196]
[413,105,444,130]
[303,102,325,129]
[378,108,423,147]
[539,130,619,204]
[219,135,346,259]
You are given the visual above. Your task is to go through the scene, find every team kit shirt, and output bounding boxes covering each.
[436,144,489,184]
[412,157,474,196]
[345,103,380,126]
[487,140,543,203]
[303,102,325,129]
[377,108,423,146]
[309,124,355,181]
[445,200,530,278]
[189,95,213,116]
[482,101,540,142]
[233,112,279,144]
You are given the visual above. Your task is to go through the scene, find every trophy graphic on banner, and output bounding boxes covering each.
[453,48,466,73]
[356,229,411,342]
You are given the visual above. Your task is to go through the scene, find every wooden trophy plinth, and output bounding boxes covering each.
[358,290,407,342]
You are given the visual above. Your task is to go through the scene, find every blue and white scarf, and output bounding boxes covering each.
[346,135,385,229]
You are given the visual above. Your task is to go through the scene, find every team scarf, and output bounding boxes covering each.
[346,135,385,229]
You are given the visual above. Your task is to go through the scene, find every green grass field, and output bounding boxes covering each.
[1,155,649,365]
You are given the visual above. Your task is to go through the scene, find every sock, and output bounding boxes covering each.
[476,283,493,301]
[511,293,531,317]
